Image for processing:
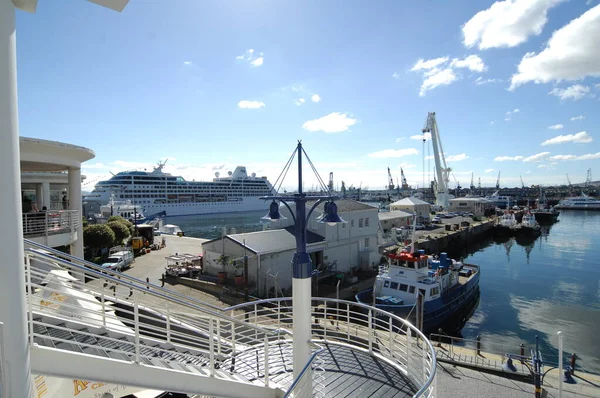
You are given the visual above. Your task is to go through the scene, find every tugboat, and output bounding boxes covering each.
[532,187,559,223]
[495,211,517,235]
[516,211,541,236]
[355,248,480,334]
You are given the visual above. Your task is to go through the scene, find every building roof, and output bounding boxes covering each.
[378,210,413,220]
[306,199,377,213]
[390,197,430,206]
[206,227,325,255]
[450,197,494,203]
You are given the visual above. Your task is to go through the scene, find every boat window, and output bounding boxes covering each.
[390,282,398,290]
[400,284,408,292]
[384,281,390,288]
[409,286,415,294]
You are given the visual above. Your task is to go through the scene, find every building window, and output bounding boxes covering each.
[365,217,369,227]
[364,237,369,248]
[359,218,363,228]
[351,219,355,228]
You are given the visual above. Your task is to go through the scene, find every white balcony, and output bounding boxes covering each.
[22,210,80,248]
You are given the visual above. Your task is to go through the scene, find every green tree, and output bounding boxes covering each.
[107,215,134,233]
[107,221,131,244]
[83,224,115,252]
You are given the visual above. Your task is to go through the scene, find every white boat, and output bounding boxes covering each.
[496,212,517,233]
[555,193,600,210]
[159,224,183,236]
[83,161,275,217]
[485,190,512,209]
[517,211,541,234]
[98,195,145,223]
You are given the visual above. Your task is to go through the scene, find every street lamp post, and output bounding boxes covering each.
[261,141,345,387]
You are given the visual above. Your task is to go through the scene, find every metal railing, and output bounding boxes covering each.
[226,298,437,397]
[24,248,292,390]
[283,346,325,398]
[22,210,79,237]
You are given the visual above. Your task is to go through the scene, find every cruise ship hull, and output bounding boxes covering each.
[115,196,268,217]
[355,271,480,334]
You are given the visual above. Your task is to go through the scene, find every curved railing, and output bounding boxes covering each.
[225,297,437,398]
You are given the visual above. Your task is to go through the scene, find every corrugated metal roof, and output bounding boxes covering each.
[378,210,413,220]
[224,227,325,255]
[306,199,378,213]
[390,197,430,206]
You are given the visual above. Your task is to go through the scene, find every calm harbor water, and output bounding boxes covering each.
[166,209,600,373]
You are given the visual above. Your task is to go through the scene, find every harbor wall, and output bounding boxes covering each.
[414,219,495,254]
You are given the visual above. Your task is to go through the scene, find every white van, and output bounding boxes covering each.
[101,250,134,272]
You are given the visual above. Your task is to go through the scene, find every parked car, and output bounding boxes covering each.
[414,223,425,230]
[432,217,442,223]
[101,250,134,272]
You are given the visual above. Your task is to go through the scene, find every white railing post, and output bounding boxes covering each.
[44,213,48,242]
[217,319,221,355]
[264,334,269,388]
[134,296,140,364]
[389,318,393,359]
[231,321,236,354]
[0,322,8,397]
[346,304,350,341]
[367,309,373,354]
[25,254,34,346]
[558,331,563,398]
[100,293,106,328]
[422,340,427,385]
[166,301,171,343]
[209,317,215,377]
[406,328,412,371]
[323,304,327,340]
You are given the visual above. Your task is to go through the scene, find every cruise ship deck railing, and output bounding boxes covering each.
[226,298,437,398]
[24,248,294,389]
[22,210,79,238]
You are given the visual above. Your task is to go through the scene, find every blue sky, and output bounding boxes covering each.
[15,0,600,192]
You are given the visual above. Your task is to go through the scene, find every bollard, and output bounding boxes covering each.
[570,353,577,375]
[437,328,443,347]
[520,343,525,364]
[476,335,481,356]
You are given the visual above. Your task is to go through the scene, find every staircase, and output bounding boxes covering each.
[23,240,437,397]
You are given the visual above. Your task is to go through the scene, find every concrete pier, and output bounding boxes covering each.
[412,218,496,254]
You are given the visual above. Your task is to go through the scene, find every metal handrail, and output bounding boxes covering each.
[283,345,325,398]
[22,210,79,237]
[225,297,437,397]
[24,248,282,336]
[24,239,224,312]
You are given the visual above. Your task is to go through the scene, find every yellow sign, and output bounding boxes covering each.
[73,380,106,396]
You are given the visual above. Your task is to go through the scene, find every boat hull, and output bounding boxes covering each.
[355,271,480,334]
[533,211,559,223]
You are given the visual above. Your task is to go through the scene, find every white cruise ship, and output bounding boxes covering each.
[83,161,275,217]
[556,193,600,210]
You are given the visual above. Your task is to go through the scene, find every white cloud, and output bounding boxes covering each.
[446,153,469,162]
[504,108,520,121]
[485,168,495,173]
[410,55,486,96]
[294,98,305,106]
[523,152,551,162]
[549,84,591,100]
[399,163,416,169]
[550,152,600,161]
[183,61,192,65]
[250,57,264,67]
[395,137,405,142]
[410,132,432,141]
[411,57,450,71]
[237,100,265,109]
[510,5,600,89]
[392,72,400,79]
[425,155,434,160]
[302,112,357,133]
[547,124,564,130]
[570,115,585,121]
[311,94,321,103]
[367,148,419,159]
[236,49,264,67]
[490,120,496,125]
[418,68,457,96]
[450,55,486,72]
[494,155,525,161]
[462,0,566,50]
[475,77,502,85]
[541,131,593,145]
[513,108,520,113]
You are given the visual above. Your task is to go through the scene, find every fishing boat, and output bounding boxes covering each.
[516,211,541,236]
[355,249,480,333]
[495,212,517,234]
[532,187,559,223]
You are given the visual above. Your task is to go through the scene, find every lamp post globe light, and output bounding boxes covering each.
[1,1,129,396]
[261,141,345,387]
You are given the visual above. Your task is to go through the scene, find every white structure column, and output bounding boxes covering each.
[0,1,33,396]
[42,181,50,209]
[35,183,43,208]
[68,167,83,259]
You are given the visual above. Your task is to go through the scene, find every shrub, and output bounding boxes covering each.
[107,221,131,244]
[83,224,115,251]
